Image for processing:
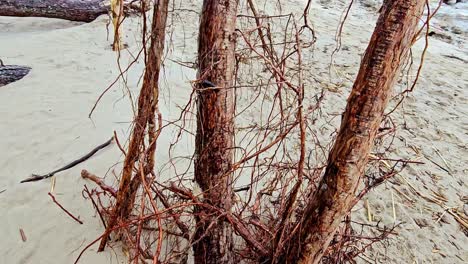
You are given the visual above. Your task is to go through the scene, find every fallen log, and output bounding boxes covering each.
[0,60,31,87]
[0,0,142,22]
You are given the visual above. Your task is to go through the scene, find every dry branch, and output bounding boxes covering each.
[48,192,84,224]
[21,137,113,183]
[81,170,117,197]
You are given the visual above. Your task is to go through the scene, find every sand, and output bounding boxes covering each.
[0,0,466,263]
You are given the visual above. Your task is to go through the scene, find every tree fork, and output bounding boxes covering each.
[193,0,239,263]
[277,1,426,263]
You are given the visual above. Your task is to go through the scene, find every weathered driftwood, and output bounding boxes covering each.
[0,0,142,22]
[0,63,31,87]
[20,137,113,183]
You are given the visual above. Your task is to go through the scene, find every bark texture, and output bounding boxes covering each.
[97,0,169,251]
[0,64,30,87]
[193,0,238,263]
[0,0,139,22]
[278,1,426,263]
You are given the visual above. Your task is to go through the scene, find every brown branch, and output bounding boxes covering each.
[83,185,108,229]
[81,170,117,197]
[226,213,269,256]
[48,192,84,225]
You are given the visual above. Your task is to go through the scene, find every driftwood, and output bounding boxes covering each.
[21,137,113,183]
[0,60,31,87]
[0,0,143,22]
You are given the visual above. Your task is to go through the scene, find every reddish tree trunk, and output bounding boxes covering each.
[193,0,238,263]
[277,1,426,263]
[97,0,169,252]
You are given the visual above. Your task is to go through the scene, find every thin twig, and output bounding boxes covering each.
[83,185,108,229]
[48,192,84,224]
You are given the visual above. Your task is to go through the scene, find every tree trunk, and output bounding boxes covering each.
[0,63,31,87]
[278,1,426,263]
[0,0,140,22]
[193,0,238,263]
[97,0,169,252]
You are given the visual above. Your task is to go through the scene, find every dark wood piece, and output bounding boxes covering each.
[20,137,113,183]
[0,62,31,87]
[0,0,140,22]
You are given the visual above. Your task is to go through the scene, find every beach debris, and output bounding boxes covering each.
[391,190,397,222]
[0,59,31,87]
[0,0,145,23]
[20,137,113,183]
[48,192,83,224]
[432,146,453,174]
[50,176,56,193]
[366,199,373,222]
[423,153,452,175]
[19,228,27,242]
[399,175,468,231]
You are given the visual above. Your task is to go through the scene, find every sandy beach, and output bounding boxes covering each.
[0,0,466,263]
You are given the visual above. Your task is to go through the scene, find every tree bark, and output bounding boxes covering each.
[0,64,30,87]
[97,0,169,252]
[0,0,140,22]
[193,0,238,263]
[278,1,426,263]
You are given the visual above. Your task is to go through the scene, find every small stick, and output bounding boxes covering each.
[83,185,107,229]
[21,137,113,183]
[432,146,452,174]
[48,192,83,224]
[113,130,127,156]
[19,228,27,242]
[424,155,451,175]
[50,176,56,193]
[392,187,414,203]
[366,200,372,222]
[0,189,5,194]
[435,210,447,224]
[391,190,396,222]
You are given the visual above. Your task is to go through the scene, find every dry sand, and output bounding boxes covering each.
[0,0,466,263]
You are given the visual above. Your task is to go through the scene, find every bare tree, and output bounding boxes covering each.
[75,0,432,263]
[193,0,239,263]
[274,1,426,263]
